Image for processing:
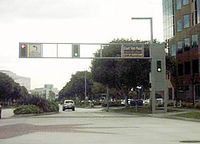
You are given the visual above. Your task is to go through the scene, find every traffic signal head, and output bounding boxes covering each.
[19,43,28,58]
[72,44,80,58]
[157,60,162,72]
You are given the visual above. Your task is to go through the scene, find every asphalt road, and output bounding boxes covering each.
[0,107,200,144]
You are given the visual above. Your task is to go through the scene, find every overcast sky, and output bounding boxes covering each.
[0,0,163,90]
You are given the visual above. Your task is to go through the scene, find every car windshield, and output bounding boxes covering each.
[65,101,73,104]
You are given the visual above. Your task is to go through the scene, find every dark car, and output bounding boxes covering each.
[130,99,144,107]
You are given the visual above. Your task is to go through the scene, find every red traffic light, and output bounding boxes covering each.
[21,44,27,49]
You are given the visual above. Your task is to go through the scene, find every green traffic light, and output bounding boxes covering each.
[72,44,80,58]
[157,60,162,72]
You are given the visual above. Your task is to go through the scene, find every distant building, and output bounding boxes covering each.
[31,84,59,100]
[0,70,31,90]
[163,0,200,101]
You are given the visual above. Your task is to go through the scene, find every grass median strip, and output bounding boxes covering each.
[108,107,152,114]
[175,112,200,119]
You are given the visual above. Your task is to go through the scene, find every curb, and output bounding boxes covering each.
[13,112,59,118]
[166,115,200,122]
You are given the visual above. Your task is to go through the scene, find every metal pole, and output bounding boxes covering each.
[150,18,153,44]
[106,85,109,112]
[85,71,87,100]
[131,17,155,113]
[131,17,153,43]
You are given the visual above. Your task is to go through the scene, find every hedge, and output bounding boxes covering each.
[14,105,40,115]
[17,97,59,113]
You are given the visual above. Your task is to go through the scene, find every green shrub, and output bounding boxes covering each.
[195,102,200,109]
[18,96,59,113]
[182,102,194,108]
[48,101,59,112]
[102,101,122,107]
[167,102,174,107]
[14,105,40,115]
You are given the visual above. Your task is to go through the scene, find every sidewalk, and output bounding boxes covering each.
[1,108,14,119]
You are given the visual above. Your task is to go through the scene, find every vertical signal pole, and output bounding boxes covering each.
[85,71,87,100]
[131,17,156,113]
[106,85,109,112]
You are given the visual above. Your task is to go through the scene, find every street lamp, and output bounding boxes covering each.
[131,17,153,43]
[131,17,156,113]
[85,71,87,100]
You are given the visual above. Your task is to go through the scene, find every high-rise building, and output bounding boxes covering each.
[31,84,59,100]
[163,0,200,102]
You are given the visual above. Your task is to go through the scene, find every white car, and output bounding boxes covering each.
[63,100,75,111]
[143,99,150,105]
[156,98,164,106]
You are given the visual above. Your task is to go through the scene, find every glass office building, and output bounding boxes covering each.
[163,0,200,102]
[163,0,175,40]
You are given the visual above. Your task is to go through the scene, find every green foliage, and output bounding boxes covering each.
[75,100,91,108]
[109,107,152,114]
[91,82,106,94]
[195,102,200,109]
[101,101,123,107]
[59,71,93,100]
[0,72,29,103]
[166,55,176,76]
[91,39,151,92]
[14,105,40,115]
[175,112,200,119]
[18,96,59,113]
[182,102,194,108]
[48,101,59,112]
[0,72,15,101]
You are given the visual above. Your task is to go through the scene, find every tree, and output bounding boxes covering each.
[91,39,150,88]
[0,72,15,102]
[91,39,151,105]
[166,55,176,77]
[20,86,29,98]
[12,83,23,100]
[59,71,93,101]
[91,82,106,95]
[0,72,29,104]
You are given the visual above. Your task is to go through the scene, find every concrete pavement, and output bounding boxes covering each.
[1,108,14,119]
[0,108,200,144]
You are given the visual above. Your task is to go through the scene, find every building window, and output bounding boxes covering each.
[192,59,199,74]
[176,0,182,10]
[183,15,190,28]
[177,19,182,32]
[170,44,177,56]
[195,84,200,100]
[192,34,199,48]
[183,0,189,5]
[197,0,200,24]
[171,44,177,56]
[184,61,191,74]
[184,38,190,51]
[193,0,200,24]
[178,64,184,76]
[177,41,183,53]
